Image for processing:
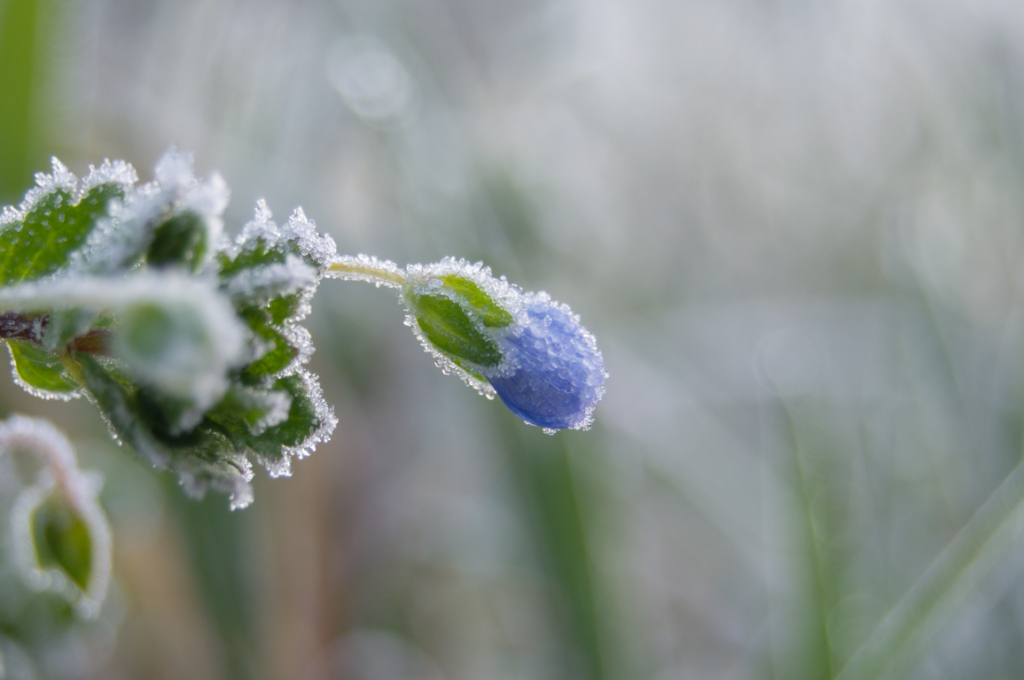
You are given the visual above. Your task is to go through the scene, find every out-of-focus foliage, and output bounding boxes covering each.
[0,0,51,203]
[5,0,1024,679]
[0,415,114,677]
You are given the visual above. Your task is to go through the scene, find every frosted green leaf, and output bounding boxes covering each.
[206,385,292,438]
[146,211,207,271]
[7,339,79,399]
[438,275,513,327]
[0,158,134,286]
[406,292,503,368]
[76,354,255,509]
[240,371,335,478]
[239,306,299,379]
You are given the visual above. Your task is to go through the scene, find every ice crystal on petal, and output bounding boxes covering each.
[486,294,607,431]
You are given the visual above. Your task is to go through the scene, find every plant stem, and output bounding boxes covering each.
[835,457,1024,680]
[327,256,406,288]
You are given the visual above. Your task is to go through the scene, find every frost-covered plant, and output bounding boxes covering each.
[0,414,113,680]
[0,150,607,512]
[0,416,110,617]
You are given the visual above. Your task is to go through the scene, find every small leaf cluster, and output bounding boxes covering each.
[0,151,337,508]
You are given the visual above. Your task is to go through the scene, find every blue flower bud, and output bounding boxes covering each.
[396,258,607,432]
[484,295,607,432]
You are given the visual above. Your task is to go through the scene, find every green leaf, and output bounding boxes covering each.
[218,238,286,275]
[76,353,166,462]
[147,211,207,271]
[77,353,254,508]
[239,307,297,379]
[267,293,302,325]
[439,274,513,327]
[409,292,503,368]
[207,374,321,465]
[0,183,124,286]
[206,385,291,438]
[32,494,93,591]
[241,373,321,461]
[7,339,78,396]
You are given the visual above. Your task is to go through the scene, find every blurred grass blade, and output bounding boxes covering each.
[836,459,1024,680]
[0,0,48,201]
[500,415,606,680]
[166,481,261,680]
[763,399,836,680]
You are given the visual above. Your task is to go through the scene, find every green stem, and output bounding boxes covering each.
[327,257,406,288]
[836,457,1024,680]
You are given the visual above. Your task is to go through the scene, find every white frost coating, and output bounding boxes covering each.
[176,451,255,511]
[223,253,318,303]
[1,156,137,228]
[253,367,338,478]
[18,158,79,215]
[230,200,338,273]
[80,158,138,193]
[0,415,112,618]
[68,148,229,274]
[251,389,293,435]
[326,253,406,289]
[281,323,316,369]
[152,149,231,250]
[0,273,248,421]
[219,200,339,484]
[230,387,293,436]
[7,347,82,401]
[226,200,338,376]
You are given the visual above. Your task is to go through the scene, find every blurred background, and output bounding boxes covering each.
[4,0,1024,678]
